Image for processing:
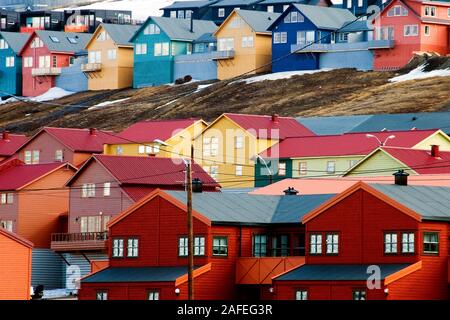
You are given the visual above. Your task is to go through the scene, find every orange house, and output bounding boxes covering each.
[0,228,33,300]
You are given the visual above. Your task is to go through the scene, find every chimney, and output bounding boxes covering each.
[192,178,203,193]
[393,170,409,186]
[283,187,299,196]
[89,128,97,136]
[271,114,279,123]
[2,131,10,141]
[431,145,440,158]
[190,14,194,33]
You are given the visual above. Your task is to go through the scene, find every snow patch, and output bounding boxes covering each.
[30,87,75,102]
[0,97,17,105]
[389,65,450,83]
[194,83,214,93]
[240,69,332,84]
[88,97,130,110]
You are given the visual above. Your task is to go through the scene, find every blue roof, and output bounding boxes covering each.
[275,264,410,281]
[166,191,336,224]
[81,266,192,283]
[296,115,373,135]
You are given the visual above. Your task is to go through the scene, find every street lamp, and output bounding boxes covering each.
[366,134,396,146]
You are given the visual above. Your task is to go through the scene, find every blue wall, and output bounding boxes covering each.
[32,248,65,290]
[55,55,88,93]
[320,50,374,71]
[174,52,217,81]
[0,44,22,97]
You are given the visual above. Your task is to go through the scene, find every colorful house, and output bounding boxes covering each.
[19,10,64,33]
[82,23,139,91]
[19,30,91,97]
[77,189,334,300]
[0,228,33,300]
[210,0,266,24]
[373,0,450,70]
[0,131,28,162]
[0,32,30,98]
[14,127,112,167]
[258,0,331,13]
[51,155,220,289]
[161,0,219,21]
[269,4,394,72]
[63,9,132,33]
[195,113,314,188]
[273,181,449,300]
[103,119,207,158]
[0,158,76,289]
[344,145,450,176]
[214,9,280,80]
[131,16,217,87]
[342,0,391,16]
[255,129,450,186]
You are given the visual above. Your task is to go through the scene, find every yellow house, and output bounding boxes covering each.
[104,119,207,159]
[213,9,280,80]
[194,113,313,188]
[82,23,139,90]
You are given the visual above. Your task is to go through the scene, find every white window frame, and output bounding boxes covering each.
[384,232,398,254]
[82,183,96,198]
[194,236,205,256]
[55,149,63,162]
[112,238,124,257]
[24,56,33,68]
[148,291,160,300]
[218,8,225,18]
[127,238,139,257]
[295,290,308,300]
[401,232,415,253]
[310,234,322,254]
[326,233,339,254]
[267,5,274,13]
[235,165,243,176]
[24,150,32,164]
[404,24,418,37]
[107,49,117,60]
[235,136,243,149]
[278,162,286,176]
[32,150,39,164]
[299,162,307,175]
[326,161,336,174]
[5,56,14,68]
[103,182,111,197]
[96,291,108,300]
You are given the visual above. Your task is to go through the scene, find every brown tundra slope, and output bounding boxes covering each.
[1,67,449,135]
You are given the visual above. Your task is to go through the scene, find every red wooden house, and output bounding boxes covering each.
[14,127,111,167]
[19,30,90,97]
[0,131,28,162]
[373,0,450,70]
[77,189,334,300]
[273,177,449,300]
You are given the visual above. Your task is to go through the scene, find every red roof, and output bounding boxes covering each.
[225,113,314,139]
[68,155,220,189]
[0,134,28,157]
[260,129,443,158]
[0,161,71,190]
[17,127,112,153]
[121,186,156,202]
[105,119,200,144]
[382,147,450,174]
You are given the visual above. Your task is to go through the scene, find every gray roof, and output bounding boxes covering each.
[292,4,356,30]
[340,20,371,32]
[235,10,281,33]
[0,32,30,54]
[166,191,335,224]
[275,264,410,281]
[35,30,91,54]
[81,266,192,283]
[296,115,372,135]
[260,0,306,4]
[134,16,217,42]
[369,184,450,222]
[211,0,264,6]
[163,0,219,9]
[101,23,140,47]
[194,32,217,43]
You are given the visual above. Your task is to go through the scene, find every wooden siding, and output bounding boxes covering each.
[0,191,19,233]
[31,248,65,289]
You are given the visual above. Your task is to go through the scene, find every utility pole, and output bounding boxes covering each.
[187,144,194,300]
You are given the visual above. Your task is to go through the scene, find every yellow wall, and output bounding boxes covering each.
[216,12,273,80]
[195,115,278,188]
[86,27,134,90]
[292,155,364,178]
[412,131,450,151]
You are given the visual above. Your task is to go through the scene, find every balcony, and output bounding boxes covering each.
[65,25,89,33]
[236,257,305,285]
[51,232,108,252]
[291,40,395,53]
[81,63,102,72]
[211,50,235,60]
[31,67,61,77]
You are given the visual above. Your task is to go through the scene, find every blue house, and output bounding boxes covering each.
[55,55,88,93]
[269,4,393,72]
[257,0,331,13]
[161,0,219,21]
[209,0,265,24]
[341,0,391,17]
[131,17,217,88]
[0,32,29,98]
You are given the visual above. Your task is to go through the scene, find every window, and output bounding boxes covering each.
[297,31,314,44]
[267,5,274,13]
[424,25,430,36]
[24,57,33,68]
[179,237,188,256]
[402,232,414,253]
[144,24,160,35]
[278,162,286,176]
[80,216,102,233]
[136,43,147,55]
[384,232,397,254]
[241,36,254,48]
[280,32,287,44]
[96,291,108,300]
[55,149,63,162]
[97,31,107,41]
[299,162,307,175]
[186,10,192,20]
[69,57,75,65]
[102,216,110,231]
[5,56,14,67]
[274,32,287,44]
[0,220,13,232]
[24,150,32,164]
[0,39,8,49]
[377,26,394,40]
[358,0,363,7]
[7,193,13,204]
[88,50,101,63]
[326,161,336,174]
[112,239,124,257]
[338,33,349,42]
[116,145,123,155]
[103,182,111,197]
[387,5,408,16]
[291,11,298,23]
[326,233,339,254]
[285,11,304,23]
[81,183,96,198]
[177,10,185,19]
[423,232,439,254]
[353,290,366,300]
[272,234,290,257]
[67,37,78,44]
[448,8,450,17]
[230,17,244,29]
[31,37,43,48]
[52,55,57,67]
[170,11,176,18]
[309,234,322,254]
[253,234,268,257]
[0,193,6,204]
[218,37,234,51]
[235,165,243,176]
[347,0,352,9]
[203,137,219,156]
[404,25,418,36]
[148,291,160,300]
[49,36,60,43]
[295,290,308,300]
[154,43,169,56]
[349,159,359,168]
[212,236,228,256]
[235,136,243,149]
[107,49,117,60]
[38,55,50,68]
[32,150,40,164]
[194,236,205,256]
[127,238,139,257]
[424,6,436,17]
[218,8,225,18]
